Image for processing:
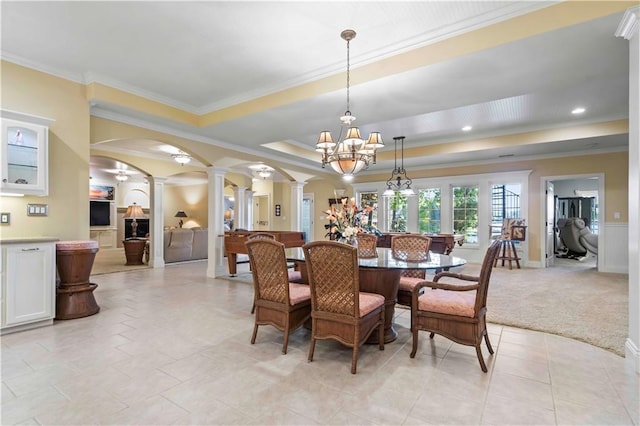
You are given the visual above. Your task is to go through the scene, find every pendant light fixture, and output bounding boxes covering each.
[316,29,384,181]
[382,136,416,197]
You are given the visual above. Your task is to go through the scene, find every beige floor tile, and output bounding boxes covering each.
[481,393,555,425]
[554,398,634,425]
[1,262,636,426]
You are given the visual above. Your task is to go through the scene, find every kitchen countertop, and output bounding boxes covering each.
[0,237,59,244]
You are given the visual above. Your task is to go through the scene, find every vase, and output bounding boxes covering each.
[338,237,358,248]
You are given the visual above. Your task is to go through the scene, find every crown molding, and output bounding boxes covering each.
[615,6,640,40]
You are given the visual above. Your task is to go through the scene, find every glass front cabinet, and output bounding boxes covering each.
[1,111,53,196]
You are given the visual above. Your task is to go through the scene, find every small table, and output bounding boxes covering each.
[286,247,466,343]
[123,239,147,265]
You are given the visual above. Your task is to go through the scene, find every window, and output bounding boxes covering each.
[418,188,441,233]
[359,192,378,232]
[490,184,521,239]
[388,192,408,232]
[453,186,478,243]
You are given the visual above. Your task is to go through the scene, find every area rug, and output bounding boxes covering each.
[91,248,150,275]
[473,263,628,356]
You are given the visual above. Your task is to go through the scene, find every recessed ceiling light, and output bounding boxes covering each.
[571,107,586,115]
[462,125,472,132]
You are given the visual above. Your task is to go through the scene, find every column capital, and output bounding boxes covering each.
[289,181,307,189]
[148,176,168,184]
[616,6,639,40]
[207,165,229,176]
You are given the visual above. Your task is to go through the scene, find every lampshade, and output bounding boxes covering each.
[123,203,145,219]
[174,210,187,218]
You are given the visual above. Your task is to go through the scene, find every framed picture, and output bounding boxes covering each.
[511,225,527,241]
[0,213,9,224]
[90,185,115,200]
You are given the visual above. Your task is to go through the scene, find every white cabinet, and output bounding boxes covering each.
[1,239,57,333]
[1,110,54,196]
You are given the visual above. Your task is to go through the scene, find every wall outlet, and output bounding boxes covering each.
[614,212,621,220]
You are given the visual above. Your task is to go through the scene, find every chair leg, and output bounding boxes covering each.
[282,323,290,355]
[250,302,255,314]
[351,346,358,374]
[475,345,488,373]
[251,324,258,344]
[308,337,316,362]
[429,332,435,339]
[378,324,384,351]
[484,333,494,354]
[410,326,419,358]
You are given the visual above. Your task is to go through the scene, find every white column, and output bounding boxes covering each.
[233,186,247,230]
[616,6,640,373]
[207,166,228,278]
[148,176,167,268]
[246,191,255,230]
[289,182,306,231]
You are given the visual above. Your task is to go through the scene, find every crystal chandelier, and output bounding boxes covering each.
[115,171,129,182]
[172,151,191,165]
[316,29,384,181]
[382,136,416,197]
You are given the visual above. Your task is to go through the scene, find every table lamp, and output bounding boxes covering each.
[123,203,145,238]
[175,210,187,228]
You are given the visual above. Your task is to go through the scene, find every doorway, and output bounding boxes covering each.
[302,194,314,242]
[541,174,603,270]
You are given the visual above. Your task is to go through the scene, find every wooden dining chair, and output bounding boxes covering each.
[245,238,311,354]
[303,241,385,374]
[391,234,432,306]
[409,239,502,372]
[356,233,378,258]
[246,232,303,314]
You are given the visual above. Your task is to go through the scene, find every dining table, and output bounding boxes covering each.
[286,247,466,343]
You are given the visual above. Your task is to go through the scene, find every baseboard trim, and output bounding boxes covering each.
[625,338,640,374]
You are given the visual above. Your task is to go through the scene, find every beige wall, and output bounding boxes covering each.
[164,183,208,229]
[1,61,90,241]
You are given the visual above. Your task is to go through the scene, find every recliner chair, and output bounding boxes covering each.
[559,217,598,257]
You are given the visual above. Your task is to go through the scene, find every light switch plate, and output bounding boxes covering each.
[27,204,48,216]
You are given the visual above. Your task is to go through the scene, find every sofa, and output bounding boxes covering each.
[164,227,208,263]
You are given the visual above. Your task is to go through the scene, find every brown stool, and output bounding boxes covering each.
[56,240,100,320]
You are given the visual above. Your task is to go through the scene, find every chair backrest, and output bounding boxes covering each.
[475,239,503,313]
[248,232,276,240]
[245,238,290,305]
[391,235,431,278]
[303,241,359,317]
[559,218,588,253]
[391,235,432,261]
[356,233,378,258]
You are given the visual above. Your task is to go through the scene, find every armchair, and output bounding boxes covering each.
[559,218,598,257]
[410,240,502,372]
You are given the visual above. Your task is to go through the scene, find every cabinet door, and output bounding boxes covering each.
[1,117,49,196]
[4,243,55,325]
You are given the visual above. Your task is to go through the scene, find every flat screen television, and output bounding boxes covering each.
[90,201,111,226]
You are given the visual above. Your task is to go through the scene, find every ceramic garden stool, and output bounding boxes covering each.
[55,240,100,320]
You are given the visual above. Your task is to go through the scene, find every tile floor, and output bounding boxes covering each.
[1,261,638,425]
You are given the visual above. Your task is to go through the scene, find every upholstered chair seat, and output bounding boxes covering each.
[391,235,432,306]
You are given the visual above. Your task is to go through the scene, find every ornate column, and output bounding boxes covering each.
[233,186,247,230]
[207,166,228,277]
[148,176,167,268]
[616,6,640,372]
[289,181,306,232]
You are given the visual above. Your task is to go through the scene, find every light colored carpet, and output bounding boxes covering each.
[91,248,150,275]
[464,261,628,356]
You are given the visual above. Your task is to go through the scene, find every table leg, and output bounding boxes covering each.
[359,268,402,344]
[227,253,238,276]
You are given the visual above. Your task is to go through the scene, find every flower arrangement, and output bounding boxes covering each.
[324,197,379,244]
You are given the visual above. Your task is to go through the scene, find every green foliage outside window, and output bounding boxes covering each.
[418,188,441,234]
[389,192,407,232]
[453,186,478,243]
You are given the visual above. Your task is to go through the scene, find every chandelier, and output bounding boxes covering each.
[316,29,384,181]
[258,167,272,179]
[115,171,129,182]
[382,136,416,197]
[172,151,191,165]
